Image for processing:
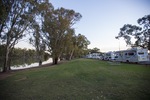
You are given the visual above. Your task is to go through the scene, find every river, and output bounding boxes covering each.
[11,58,53,70]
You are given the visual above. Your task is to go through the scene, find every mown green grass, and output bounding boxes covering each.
[0,59,150,100]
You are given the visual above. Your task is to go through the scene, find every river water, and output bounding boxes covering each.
[11,58,53,70]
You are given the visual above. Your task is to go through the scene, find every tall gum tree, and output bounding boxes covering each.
[30,23,46,66]
[115,24,142,47]
[116,14,150,52]
[138,14,150,51]
[0,0,37,72]
[42,7,82,64]
[30,0,54,65]
[75,34,90,58]
[63,28,76,60]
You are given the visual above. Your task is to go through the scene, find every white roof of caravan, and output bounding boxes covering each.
[115,47,148,53]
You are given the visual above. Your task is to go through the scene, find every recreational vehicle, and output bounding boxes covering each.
[114,51,123,62]
[104,51,115,61]
[86,53,101,59]
[114,47,149,63]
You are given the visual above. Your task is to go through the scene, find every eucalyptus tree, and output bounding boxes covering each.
[0,0,14,39]
[42,7,82,64]
[63,31,90,60]
[30,23,46,66]
[0,0,37,72]
[116,15,150,51]
[74,34,90,58]
[138,14,150,51]
[90,47,100,53]
[115,24,142,47]
[63,28,76,60]
[29,0,53,65]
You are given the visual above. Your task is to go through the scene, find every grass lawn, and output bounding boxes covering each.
[0,58,150,100]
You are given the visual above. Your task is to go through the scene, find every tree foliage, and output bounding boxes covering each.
[28,0,53,66]
[0,0,90,72]
[62,28,76,60]
[42,7,83,64]
[74,34,90,57]
[137,14,150,50]
[0,0,38,72]
[89,47,100,53]
[116,14,150,51]
[116,24,142,46]
[30,23,46,66]
[0,0,14,38]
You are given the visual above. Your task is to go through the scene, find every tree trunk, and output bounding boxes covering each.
[3,46,9,72]
[53,57,58,64]
[148,35,150,51]
[7,57,11,70]
[38,55,42,66]
[39,60,42,66]
[66,54,70,60]
[69,49,74,60]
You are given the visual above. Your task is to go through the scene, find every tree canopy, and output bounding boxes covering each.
[116,14,150,51]
[0,0,38,72]
[137,14,150,50]
[42,6,85,64]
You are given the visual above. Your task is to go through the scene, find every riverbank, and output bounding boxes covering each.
[0,63,49,80]
[11,58,53,70]
[0,59,65,80]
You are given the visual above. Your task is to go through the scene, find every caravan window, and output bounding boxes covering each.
[115,56,118,58]
[138,52,144,55]
[128,52,134,56]
[106,53,111,56]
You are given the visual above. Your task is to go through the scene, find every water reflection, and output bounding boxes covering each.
[11,58,52,70]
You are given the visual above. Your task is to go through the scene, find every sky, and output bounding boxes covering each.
[16,0,150,52]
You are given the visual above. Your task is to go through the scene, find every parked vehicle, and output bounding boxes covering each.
[104,51,115,61]
[114,47,149,63]
[86,53,101,59]
[114,51,123,62]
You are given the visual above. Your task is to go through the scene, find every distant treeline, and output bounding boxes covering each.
[0,45,49,59]
[0,45,50,68]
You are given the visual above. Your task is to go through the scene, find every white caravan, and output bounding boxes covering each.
[114,51,123,62]
[104,51,116,61]
[114,47,149,63]
[86,53,101,59]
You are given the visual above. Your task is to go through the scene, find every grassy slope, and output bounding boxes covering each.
[0,59,150,100]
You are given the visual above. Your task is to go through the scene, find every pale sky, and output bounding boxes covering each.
[16,0,150,52]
